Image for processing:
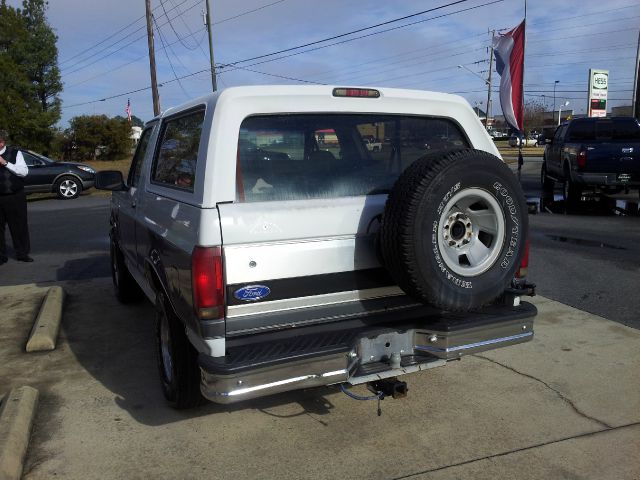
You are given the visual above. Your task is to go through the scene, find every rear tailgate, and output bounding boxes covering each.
[581,141,640,177]
[218,197,411,336]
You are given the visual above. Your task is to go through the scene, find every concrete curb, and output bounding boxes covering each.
[0,386,39,480]
[26,286,65,352]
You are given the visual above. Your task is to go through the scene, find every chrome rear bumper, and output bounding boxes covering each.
[200,303,535,404]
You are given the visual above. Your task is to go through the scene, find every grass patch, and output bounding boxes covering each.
[83,157,133,176]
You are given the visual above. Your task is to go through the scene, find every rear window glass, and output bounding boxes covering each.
[567,118,640,141]
[151,109,205,191]
[611,118,640,140]
[236,114,469,202]
[567,121,595,141]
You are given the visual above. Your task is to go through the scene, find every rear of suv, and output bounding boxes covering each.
[97,86,535,408]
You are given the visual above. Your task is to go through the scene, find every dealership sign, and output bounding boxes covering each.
[588,69,608,117]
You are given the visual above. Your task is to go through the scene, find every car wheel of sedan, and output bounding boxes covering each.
[55,175,82,199]
[155,292,206,409]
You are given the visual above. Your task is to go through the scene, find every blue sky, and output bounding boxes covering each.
[7,0,640,126]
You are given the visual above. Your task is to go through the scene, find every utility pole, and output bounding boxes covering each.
[633,30,640,120]
[145,0,161,116]
[204,0,217,92]
[485,29,494,128]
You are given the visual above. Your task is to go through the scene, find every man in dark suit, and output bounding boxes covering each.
[0,130,33,264]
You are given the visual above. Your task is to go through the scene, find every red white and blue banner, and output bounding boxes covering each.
[493,20,525,132]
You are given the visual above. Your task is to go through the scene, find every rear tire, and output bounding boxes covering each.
[110,238,144,304]
[562,165,581,204]
[379,149,528,311]
[541,161,554,193]
[155,292,205,409]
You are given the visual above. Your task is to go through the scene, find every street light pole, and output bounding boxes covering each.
[558,100,569,126]
[553,80,559,124]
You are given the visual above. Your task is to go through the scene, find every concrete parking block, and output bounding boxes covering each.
[25,286,65,353]
[0,386,39,480]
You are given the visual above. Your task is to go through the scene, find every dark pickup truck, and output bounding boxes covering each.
[541,117,640,202]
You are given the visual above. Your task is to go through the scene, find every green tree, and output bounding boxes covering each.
[0,0,61,151]
[68,115,133,160]
[115,114,145,128]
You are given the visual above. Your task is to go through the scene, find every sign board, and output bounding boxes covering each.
[588,69,608,117]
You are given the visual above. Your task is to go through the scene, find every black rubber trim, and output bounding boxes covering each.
[198,301,537,375]
[226,268,395,306]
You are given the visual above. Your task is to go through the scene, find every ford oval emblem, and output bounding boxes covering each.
[234,285,271,302]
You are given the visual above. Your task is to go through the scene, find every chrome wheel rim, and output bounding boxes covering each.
[60,179,78,197]
[160,313,174,383]
[437,188,506,277]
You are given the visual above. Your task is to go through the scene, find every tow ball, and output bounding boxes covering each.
[367,378,408,399]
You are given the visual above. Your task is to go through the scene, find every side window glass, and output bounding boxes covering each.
[23,153,40,167]
[151,109,205,192]
[128,126,154,187]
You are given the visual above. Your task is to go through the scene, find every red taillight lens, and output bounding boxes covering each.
[577,149,587,168]
[516,239,530,278]
[192,246,224,319]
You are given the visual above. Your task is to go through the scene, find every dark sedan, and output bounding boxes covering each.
[21,150,96,199]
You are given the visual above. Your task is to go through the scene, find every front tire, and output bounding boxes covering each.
[380,149,528,311]
[155,292,205,409]
[55,175,82,199]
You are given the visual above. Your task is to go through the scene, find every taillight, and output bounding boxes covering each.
[577,149,587,168]
[515,239,530,278]
[192,246,224,319]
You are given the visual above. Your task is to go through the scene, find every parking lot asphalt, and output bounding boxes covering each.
[1,279,639,479]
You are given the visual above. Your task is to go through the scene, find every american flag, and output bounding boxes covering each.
[125,98,132,122]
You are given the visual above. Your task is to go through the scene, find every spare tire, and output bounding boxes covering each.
[379,149,528,311]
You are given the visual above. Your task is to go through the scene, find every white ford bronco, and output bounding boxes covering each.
[96,85,535,409]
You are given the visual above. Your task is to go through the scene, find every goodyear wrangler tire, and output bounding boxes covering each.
[379,149,528,311]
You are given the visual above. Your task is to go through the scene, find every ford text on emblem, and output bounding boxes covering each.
[234,285,271,302]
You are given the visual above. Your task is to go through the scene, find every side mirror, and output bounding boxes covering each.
[95,170,126,191]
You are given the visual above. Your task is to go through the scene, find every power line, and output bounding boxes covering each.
[61,0,196,72]
[213,0,287,26]
[217,0,476,68]
[153,15,191,98]
[61,0,287,76]
[159,0,201,50]
[62,0,203,75]
[62,0,501,109]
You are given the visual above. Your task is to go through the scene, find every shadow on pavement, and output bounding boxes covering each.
[527,191,640,217]
[56,254,110,281]
[60,278,337,426]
